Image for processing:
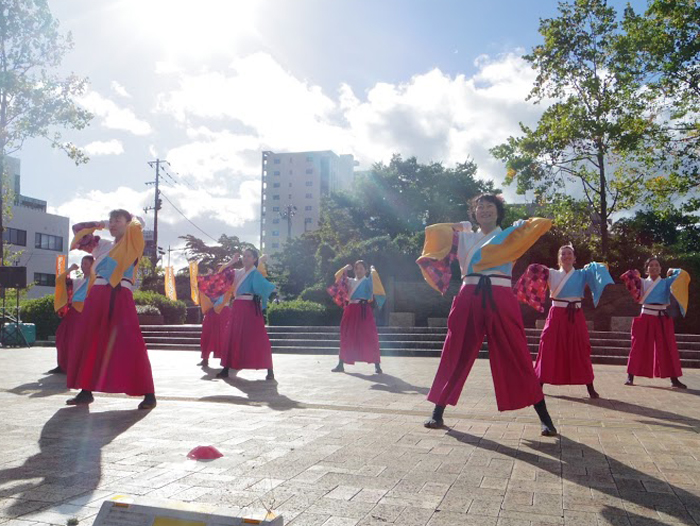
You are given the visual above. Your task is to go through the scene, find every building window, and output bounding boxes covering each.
[289,157,293,163]
[289,182,293,187]
[305,168,313,174]
[305,218,313,224]
[306,193,312,198]
[306,156,313,162]
[272,243,280,249]
[305,181,313,186]
[272,206,280,212]
[273,171,280,176]
[273,158,281,164]
[273,182,280,188]
[34,272,56,287]
[3,227,27,246]
[305,206,312,211]
[289,170,293,175]
[273,218,280,224]
[272,195,280,201]
[272,231,280,236]
[35,233,63,252]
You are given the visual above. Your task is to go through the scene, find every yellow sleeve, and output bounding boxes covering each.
[107,220,145,287]
[671,269,691,317]
[54,271,70,312]
[335,267,348,283]
[473,218,552,272]
[419,223,455,261]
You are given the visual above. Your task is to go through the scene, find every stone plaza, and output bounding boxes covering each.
[1,348,699,526]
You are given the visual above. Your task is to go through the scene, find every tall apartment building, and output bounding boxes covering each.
[260,150,356,254]
[3,157,70,299]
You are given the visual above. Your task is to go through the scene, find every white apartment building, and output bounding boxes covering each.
[3,157,69,299]
[260,150,356,254]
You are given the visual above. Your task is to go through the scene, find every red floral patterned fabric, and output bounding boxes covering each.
[57,278,74,318]
[327,275,350,307]
[620,269,643,302]
[416,231,459,295]
[197,267,236,298]
[514,263,550,313]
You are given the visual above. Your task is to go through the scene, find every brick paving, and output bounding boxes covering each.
[1,347,700,526]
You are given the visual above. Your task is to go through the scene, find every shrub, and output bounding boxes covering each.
[267,300,332,326]
[20,295,59,340]
[132,291,186,324]
[299,284,335,308]
[135,304,161,316]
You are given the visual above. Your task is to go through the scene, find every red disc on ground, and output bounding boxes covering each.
[187,446,223,460]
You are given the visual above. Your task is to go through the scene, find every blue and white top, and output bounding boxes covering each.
[549,263,613,307]
[233,267,276,310]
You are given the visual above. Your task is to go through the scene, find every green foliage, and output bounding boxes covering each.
[135,304,161,316]
[267,299,331,326]
[491,0,664,255]
[180,234,257,272]
[0,1,92,162]
[20,295,59,339]
[132,290,186,324]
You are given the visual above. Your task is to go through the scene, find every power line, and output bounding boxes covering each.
[159,191,219,243]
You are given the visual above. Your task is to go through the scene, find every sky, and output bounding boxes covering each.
[18,0,648,268]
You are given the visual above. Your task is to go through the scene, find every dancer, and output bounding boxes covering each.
[621,257,690,388]
[328,261,386,374]
[51,255,95,374]
[200,249,275,380]
[417,193,557,435]
[65,210,156,409]
[514,245,613,398]
[198,267,233,367]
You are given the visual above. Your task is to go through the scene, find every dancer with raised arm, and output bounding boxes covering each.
[418,194,557,435]
[200,249,276,380]
[621,257,690,388]
[51,255,94,374]
[198,266,233,368]
[514,244,613,398]
[328,260,386,374]
[65,210,156,409]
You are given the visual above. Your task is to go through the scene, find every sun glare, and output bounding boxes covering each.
[118,0,261,58]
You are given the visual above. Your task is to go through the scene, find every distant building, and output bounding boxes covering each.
[3,157,69,299]
[260,150,356,254]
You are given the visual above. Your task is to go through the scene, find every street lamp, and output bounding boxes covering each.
[279,205,297,239]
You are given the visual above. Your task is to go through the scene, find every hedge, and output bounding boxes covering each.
[267,300,333,326]
[132,291,187,324]
[20,295,60,340]
[135,304,161,316]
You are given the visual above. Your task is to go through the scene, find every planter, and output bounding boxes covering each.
[138,314,164,325]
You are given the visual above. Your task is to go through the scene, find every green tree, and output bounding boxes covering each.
[622,0,700,211]
[0,0,92,263]
[491,0,661,256]
[180,234,257,272]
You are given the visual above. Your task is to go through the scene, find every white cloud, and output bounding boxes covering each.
[154,51,544,192]
[83,139,124,156]
[111,81,131,98]
[79,90,153,136]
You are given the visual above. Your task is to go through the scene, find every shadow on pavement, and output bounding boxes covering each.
[198,375,304,411]
[446,429,699,526]
[7,374,69,398]
[0,407,146,518]
[345,372,430,395]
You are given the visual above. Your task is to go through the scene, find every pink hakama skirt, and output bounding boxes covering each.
[339,303,381,365]
[627,313,682,378]
[55,307,80,371]
[535,307,594,385]
[68,285,155,395]
[200,306,232,360]
[427,283,543,411]
[222,299,272,370]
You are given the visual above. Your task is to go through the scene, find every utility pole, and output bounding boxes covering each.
[144,159,164,266]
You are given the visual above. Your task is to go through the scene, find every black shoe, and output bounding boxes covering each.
[216,368,229,378]
[138,393,157,410]
[671,377,687,389]
[266,369,275,381]
[197,359,209,367]
[375,364,383,374]
[625,374,634,386]
[47,366,65,374]
[331,364,345,373]
[66,390,93,406]
[586,383,600,399]
[424,405,445,429]
[534,399,558,436]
